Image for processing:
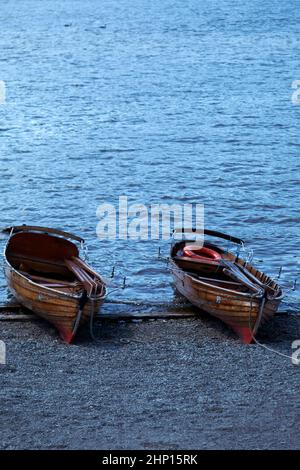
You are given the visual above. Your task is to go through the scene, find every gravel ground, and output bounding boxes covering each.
[0,312,299,450]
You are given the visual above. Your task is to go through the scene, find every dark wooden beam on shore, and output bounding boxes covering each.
[0,301,197,321]
[100,311,197,320]
[0,301,23,311]
[0,302,295,321]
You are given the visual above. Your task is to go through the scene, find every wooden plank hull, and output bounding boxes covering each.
[3,227,106,343]
[170,241,283,343]
[4,265,105,343]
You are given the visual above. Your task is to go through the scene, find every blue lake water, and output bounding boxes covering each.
[0,0,299,312]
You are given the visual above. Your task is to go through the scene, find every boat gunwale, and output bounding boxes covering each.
[3,225,84,243]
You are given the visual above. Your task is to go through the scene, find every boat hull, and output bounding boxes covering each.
[170,242,283,343]
[4,264,105,343]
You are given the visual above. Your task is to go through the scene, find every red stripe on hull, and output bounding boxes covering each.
[229,324,254,344]
[59,327,74,344]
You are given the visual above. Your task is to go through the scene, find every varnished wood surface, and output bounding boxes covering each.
[170,239,283,342]
[4,228,106,343]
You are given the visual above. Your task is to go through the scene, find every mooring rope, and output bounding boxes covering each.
[249,294,297,363]
[89,299,97,341]
[72,290,88,337]
[251,334,297,362]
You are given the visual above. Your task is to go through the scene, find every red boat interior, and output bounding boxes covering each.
[6,232,104,296]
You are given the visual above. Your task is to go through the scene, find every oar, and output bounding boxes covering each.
[174,251,265,295]
[220,259,264,295]
[70,257,105,295]
[235,262,277,296]
[65,259,97,297]
[71,257,104,282]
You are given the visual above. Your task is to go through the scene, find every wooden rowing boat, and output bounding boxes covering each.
[3,225,106,343]
[170,229,283,343]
